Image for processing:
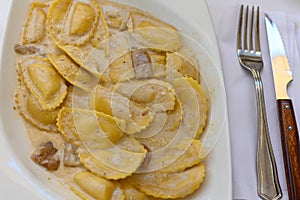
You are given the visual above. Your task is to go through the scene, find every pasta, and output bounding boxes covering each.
[14,0,208,199]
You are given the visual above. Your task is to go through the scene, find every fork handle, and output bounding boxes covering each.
[277,99,300,200]
[252,70,282,200]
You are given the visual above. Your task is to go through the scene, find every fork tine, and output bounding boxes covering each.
[237,5,244,50]
[256,6,261,51]
[249,6,254,50]
[243,5,249,50]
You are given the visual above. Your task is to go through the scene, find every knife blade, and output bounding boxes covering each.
[265,14,300,200]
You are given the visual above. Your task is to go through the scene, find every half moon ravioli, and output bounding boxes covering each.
[78,151,132,180]
[78,136,147,180]
[57,107,147,177]
[19,1,61,55]
[23,2,48,45]
[19,56,68,110]
[137,77,205,172]
[126,163,205,199]
[166,52,201,84]
[175,77,207,138]
[155,139,206,173]
[113,79,176,112]
[47,0,99,46]
[57,43,108,78]
[135,97,182,150]
[47,53,98,91]
[15,86,60,132]
[127,12,182,52]
[57,107,125,145]
[89,85,154,135]
[47,0,72,38]
[119,182,153,200]
[49,0,110,77]
[173,77,207,138]
[71,171,124,200]
[62,1,99,45]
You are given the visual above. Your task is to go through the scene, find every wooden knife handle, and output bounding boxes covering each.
[277,99,300,200]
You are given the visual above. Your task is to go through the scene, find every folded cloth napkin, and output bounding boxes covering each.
[206,1,300,199]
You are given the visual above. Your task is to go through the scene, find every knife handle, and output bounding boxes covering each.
[277,99,300,200]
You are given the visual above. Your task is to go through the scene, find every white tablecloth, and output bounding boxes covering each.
[1,0,300,199]
[207,0,300,199]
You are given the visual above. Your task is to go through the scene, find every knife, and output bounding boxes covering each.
[265,14,300,200]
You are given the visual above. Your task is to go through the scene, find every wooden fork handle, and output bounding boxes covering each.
[277,99,300,200]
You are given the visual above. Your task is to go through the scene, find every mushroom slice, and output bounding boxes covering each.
[127,163,205,199]
[130,48,166,80]
[15,86,60,132]
[19,56,68,110]
[90,85,154,135]
[147,49,166,78]
[127,12,182,52]
[31,142,60,171]
[71,171,124,200]
[47,54,98,91]
[14,44,40,55]
[23,2,48,44]
[166,52,201,84]
[63,143,80,167]
[114,79,176,112]
[131,48,153,79]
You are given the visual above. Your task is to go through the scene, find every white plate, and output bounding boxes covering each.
[0,0,232,199]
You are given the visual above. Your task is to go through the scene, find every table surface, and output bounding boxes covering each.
[1,0,300,199]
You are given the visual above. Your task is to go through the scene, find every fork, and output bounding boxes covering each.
[237,5,282,200]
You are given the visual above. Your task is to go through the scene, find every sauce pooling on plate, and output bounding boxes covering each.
[14,0,208,199]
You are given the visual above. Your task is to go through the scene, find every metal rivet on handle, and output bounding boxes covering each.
[288,126,293,131]
[285,105,291,110]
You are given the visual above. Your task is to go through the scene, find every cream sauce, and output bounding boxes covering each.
[24,121,84,186]
[15,0,207,199]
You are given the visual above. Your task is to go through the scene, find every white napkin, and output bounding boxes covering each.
[207,2,300,199]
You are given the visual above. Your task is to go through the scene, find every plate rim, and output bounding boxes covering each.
[0,0,232,199]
